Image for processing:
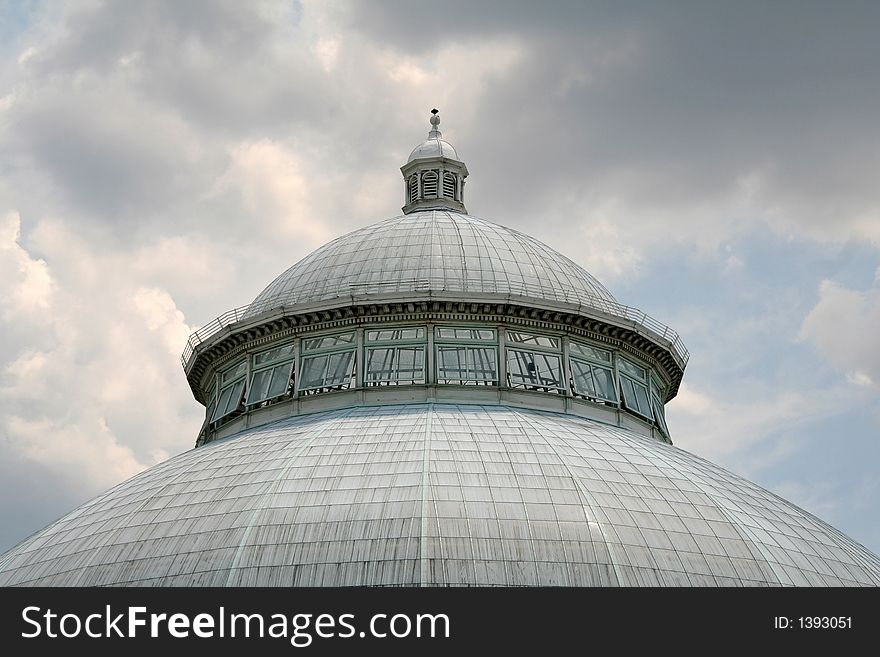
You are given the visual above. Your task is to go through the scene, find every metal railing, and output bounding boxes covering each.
[181,287,690,371]
[180,306,251,368]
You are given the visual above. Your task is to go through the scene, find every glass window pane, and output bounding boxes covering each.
[366,347,396,381]
[651,376,666,401]
[437,346,497,383]
[621,376,652,418]
[366,327,425,342]
[227,379,245,414]
[437,347,466,382]
[246,368,273,404]
[507,349,562,389]
[300,354,329,389]
[300,351,355,390]
[221,359,246,383]
[436,327,495,341]
[653,397,669,435]
[507,331,560,349]
[621,377,638,411]
[326,351,355,386]
[469,347,498,382]
[534,352,562,387]
[302,332,355,352]
[569,341,611,363]
[266,363,294,398]
[212,379,244,422]
[592,365,617,402]
[211,386,233,421]
[570,358,596,396]
[366,347,425,384]
[253,343,295,366]
[619,357,646,381]
[396,347,425,383]
[634,381,652,417]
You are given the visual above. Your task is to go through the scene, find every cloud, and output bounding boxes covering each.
[0,213,202,498]
[208,139,333,244]
[799,276,880,387]
[344,0,880,251]
[667,382,836,464]
[0,211,53,317]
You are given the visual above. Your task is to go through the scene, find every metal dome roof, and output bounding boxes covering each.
[248,211,618,316]
[1,403,877,586]
[407,136,460,162]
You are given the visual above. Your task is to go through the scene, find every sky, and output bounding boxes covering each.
[0,0,878,557]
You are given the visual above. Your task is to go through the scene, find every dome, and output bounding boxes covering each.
[407,136,459,162]
[1,404,877,587]
[4,110,876,588]
[248,211,618,316]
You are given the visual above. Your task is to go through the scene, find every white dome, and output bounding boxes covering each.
[248,210,618,315]
[1,404,877,586]
[407,136,459,162]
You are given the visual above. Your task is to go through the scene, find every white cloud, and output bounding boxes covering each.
[799,279,880,387]
[667,381,854,465]
[313,37,339,73]
[17,47,37,66]
[0,211,54,317]
[209,139,332,244]
[0,214,202,495]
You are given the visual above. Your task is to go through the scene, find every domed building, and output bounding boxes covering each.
[1,112,879,587]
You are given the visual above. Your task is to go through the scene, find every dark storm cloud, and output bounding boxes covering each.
[29,0,334,133]
[8,91,194,220]
[3,0,342,235]
[346,0,880,237]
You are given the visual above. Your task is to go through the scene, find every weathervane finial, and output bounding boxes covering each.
[428,108,441,137]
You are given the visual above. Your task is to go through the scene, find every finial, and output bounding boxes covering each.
[428,108,441,138]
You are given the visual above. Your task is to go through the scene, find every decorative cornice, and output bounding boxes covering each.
[187,300,683,405]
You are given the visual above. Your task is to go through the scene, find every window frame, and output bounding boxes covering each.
[211,360,247,423]
[506,347,565,393]
[364,326,427,386]
[618,355,654,420]
[297,330,358,394]
[650,375,670,437]
[434,325,499,386]
[568,340,618,404]
[504,329,564,393]
[246,342,296,406]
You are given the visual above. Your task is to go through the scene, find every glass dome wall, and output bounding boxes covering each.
[199,321,672,446]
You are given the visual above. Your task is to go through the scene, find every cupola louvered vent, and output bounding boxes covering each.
[422,171,438,198]
[443,172,456,199]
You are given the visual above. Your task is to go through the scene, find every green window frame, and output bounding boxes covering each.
[211,360,246,423]
[619,356,653,419]
[505,330,564,393]
[506,348,564,392]
[651,376,669,437]
[365,326,427,386]
[299,331,357,394]
[569,341,617,403]
[435,326,498,385]
[507,330,561,350]
[204,381,218,424]
[247,343,296,405]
